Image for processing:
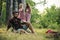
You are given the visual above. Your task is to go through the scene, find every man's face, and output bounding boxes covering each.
[14,13,19,18]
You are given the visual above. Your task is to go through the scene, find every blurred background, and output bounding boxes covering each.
[0,0,60,40]
[0,0,60,29]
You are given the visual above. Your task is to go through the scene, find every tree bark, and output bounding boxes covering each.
[6,0,10,21]
[6,0,13,21]
[13,0,16,11]
[9,0,13,18]
[13,0,18,11]
[0,0,2,17]
[6,0,26,22]
[18,0,22,5]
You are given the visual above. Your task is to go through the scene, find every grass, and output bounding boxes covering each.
[0,28,59,40]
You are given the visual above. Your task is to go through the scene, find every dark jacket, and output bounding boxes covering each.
[7,17,23,31]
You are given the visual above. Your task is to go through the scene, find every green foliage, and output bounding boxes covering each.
[26,0,40,28]
[39,5,60,29]
[0,2,6,24]
[26,0,60,29]
[26,0,35,7]
[1,0,60,30]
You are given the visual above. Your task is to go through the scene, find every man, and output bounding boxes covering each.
[7,11,35,34]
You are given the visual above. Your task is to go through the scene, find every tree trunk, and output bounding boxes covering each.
[9,0,13,18]
[6,0,10,21]
[6,0,13,22]
[18,0,22,5]
[0,0,2,25]
[13,0,18,11]
[6,0,26,22]
[0,0,2,17]
[13,0,16,11]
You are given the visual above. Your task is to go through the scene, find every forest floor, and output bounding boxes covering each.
[0,28,60,40]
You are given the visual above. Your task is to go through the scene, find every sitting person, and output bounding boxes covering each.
[6,11,35,34]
